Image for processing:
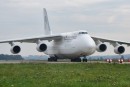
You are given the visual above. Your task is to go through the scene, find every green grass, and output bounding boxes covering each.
[0,63,130,87]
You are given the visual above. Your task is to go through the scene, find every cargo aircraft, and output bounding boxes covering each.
[0,8,130,62]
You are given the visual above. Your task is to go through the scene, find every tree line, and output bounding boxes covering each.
[0,54,24,60]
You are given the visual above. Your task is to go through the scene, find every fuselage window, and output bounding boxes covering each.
[79,32,88,34]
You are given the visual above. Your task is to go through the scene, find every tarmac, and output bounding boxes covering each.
[0,60,129,64]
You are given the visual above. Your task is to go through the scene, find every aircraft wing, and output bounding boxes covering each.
[91,36,130,46]
[0,35,63,43]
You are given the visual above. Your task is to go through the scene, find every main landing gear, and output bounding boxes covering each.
[70,57,88,62]
[71,58,82,62]
[48,57,57,62]
[48,56,88,62]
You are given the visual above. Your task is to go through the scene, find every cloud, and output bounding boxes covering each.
[0,0,110,10]
[107,15,116,24]
[105,4,130,28]
[65,0,109,7]
[119,5,130,14]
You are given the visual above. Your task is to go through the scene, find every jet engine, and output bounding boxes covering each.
[114,45,125,54]
[10,45,21,54]
[96,43,107,52]
[36,42,47,52]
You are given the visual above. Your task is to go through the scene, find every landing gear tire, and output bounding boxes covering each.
[48,57,57,62]
[83,58,87,62]
[71,58,81,62]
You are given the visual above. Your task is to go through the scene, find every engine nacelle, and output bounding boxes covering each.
[10,45,21,54]
[96,43,107,52]
[36,43,47,52]
[114,45,125,54]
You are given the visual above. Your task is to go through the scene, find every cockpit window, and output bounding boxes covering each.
[79,32,88,34]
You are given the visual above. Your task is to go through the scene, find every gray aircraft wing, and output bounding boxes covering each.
[0,35,63,43]
[91,36,130,46]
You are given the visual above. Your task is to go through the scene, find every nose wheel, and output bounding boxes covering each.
[83,56,87,62]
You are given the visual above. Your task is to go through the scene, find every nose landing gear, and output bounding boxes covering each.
[83,56,88,62]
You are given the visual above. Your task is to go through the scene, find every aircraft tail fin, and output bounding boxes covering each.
[43,8,52,35]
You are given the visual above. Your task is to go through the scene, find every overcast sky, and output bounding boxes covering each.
[0,0,130,56]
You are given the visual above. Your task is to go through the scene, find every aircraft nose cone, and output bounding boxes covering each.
[81,35,96,55]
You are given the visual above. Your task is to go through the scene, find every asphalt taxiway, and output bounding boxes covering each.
[0,60,129,64]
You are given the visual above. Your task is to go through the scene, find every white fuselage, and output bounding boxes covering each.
[44,31,96,59]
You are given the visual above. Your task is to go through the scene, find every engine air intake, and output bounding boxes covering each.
[11,45,21,54]
[114,45,125,54]
[37,43,47,52]
[96,43,107,52]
